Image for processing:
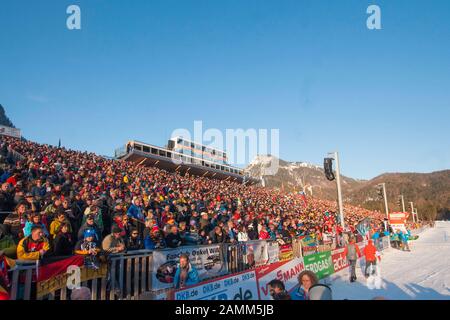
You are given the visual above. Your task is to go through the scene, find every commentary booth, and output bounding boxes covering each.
[114,138,258,184]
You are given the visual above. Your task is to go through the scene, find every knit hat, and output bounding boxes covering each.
[83,228,97,239]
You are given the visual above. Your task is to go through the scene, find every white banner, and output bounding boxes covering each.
[175,270,259,300]
[152,245,227,290]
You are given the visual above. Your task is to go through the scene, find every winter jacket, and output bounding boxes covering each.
[102,234,125,254]
[165,233,182,248]
[0,234,16,258]
[290,286,308,300]
[173,263,200,289]
[127,204,144,221]
[363,242,377,262]
[126,236,144,251]
[53,232,74,256]
[344,243,361,261]
[17,236,50,260]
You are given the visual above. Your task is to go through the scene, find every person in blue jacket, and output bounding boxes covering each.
[290,270,319,300]
[173,254,199,289]
[371,229,381,250]
[127,197,145,221]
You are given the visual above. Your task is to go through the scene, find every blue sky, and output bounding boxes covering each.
[1,0,449,180]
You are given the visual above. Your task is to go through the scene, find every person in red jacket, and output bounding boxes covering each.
[363,240,380,278]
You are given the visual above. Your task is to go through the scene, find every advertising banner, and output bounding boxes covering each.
[267,241,280,264]
[388,212,410,225]
[255,257,305,300]
[244,241,270,267]
[152,245,227,290]
[174,270,259,300]
[331,248,350,273]
[303,251,334,279]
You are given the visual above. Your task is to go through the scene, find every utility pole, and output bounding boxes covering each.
[328,152,345,229]
[401,195,406,212]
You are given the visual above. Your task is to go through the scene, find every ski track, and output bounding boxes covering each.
[330,221,450,300]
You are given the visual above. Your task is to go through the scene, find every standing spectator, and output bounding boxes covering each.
[173,254,199,289]
[102,226,126,254]
[237,226,249,242]
[165,225,182,248]
[290,270,319,300]
[53,223,75,257]
[363,239,380,277]
[343,236,361,282]
[23,213,49,238]
[268,279,291,300]
[126,228,144,251]
[17,225,50,261]
[0,224,16,258]
[49,212,71,239]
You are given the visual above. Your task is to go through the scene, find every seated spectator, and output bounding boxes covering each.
[53,222,75,257]
[102,226,126,254]
[0,224,16,258]
[17,225,50,260]
[173,254,199,289]
[126,227,144,251]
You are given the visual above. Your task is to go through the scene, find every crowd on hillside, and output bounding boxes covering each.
[0,135,394,264]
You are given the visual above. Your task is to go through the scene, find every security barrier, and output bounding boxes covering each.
[5,226,427,300]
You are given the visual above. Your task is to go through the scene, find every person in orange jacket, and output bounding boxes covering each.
[363,239,381,278]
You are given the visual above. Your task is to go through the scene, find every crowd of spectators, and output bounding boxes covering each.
[0,135,389,263]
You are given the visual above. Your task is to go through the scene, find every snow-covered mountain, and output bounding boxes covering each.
[245,155,365,200]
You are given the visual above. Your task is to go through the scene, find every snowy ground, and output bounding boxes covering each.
[329,221,450,300]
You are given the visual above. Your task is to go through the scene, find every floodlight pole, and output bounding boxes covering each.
[401,194,406,212]
[329,152,345,229]
[381,183,389,219]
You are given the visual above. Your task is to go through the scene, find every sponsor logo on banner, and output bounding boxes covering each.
[152,245,227,290]
[255,257,305,300]
[174,270,258,301]
[303,251,334,279]
[331,248,349,273]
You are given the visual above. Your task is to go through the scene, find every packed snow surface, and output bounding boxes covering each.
[330,221,450,300]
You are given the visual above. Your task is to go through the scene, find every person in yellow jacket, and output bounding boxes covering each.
[17,226,50,261]
[49,212,72,239]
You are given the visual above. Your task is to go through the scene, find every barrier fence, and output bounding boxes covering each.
[5,226,429,300]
